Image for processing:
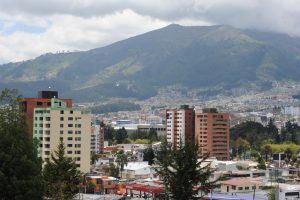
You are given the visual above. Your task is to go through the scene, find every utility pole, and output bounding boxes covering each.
[252,185,256,200]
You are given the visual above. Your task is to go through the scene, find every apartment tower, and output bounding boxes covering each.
[33,98,91,173]
[195,108,230,160]
[21,91,72,137]
[166,105,194,146]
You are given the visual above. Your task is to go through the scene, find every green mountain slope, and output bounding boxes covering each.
[1,24,300,101]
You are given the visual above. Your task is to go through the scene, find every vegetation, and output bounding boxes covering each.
[115,127,128,144]
[115,150,128,178]
[143,145,155,165]
[155,141,217,199]
[231,119,300,166]
[4,25,300,101]
[43,140,82,200]
[0,89,43,199]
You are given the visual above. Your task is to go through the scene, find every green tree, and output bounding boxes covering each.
[43,140,82,200]
[115,127,128,144]
[0,89,43,199]
[108,163,119,178]
[143,145,155,165]
[115,150,128,178]
[267,187,277,200]
[155,141,217,200]
[234,138,250,159]
[148,128,158,142]
[257,156,266,170]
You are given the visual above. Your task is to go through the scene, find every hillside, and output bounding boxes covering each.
[1,24,300,101]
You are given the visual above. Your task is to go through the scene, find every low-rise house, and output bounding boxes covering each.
[122,162,154,179]
[220,178,264,193]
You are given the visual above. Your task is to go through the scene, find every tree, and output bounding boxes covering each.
[257,156,266,170]
[108,163,119,178]
[43,140,82,200]
[0,89,43,199]
[267,187,276,200]
[143,145,155,165]
[115,127,128,144]
[234,138,250,159]
[115,150,128,178]
[155,141,217,200]
[148,128,158,142]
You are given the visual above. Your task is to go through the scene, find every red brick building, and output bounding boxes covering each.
[166,105,194,147]
[21,91,72,137]
[195,108,230,160]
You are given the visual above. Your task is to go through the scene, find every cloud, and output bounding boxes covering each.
[0,10,168,63]
[0,0,300,63]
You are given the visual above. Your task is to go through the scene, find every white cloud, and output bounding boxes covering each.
[1,0,300,63]
[0,9,168,63]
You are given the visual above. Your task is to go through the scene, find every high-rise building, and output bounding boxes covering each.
[195,108,230,160]
[91,125,104,154]
[21,91,72,137]
[33,98,91,173]
[166,105,194,146]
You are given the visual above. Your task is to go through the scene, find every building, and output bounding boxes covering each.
[277,184,300,200]
[91,125,104,154]
[220,177,264,193]
[21,91,72,137]
[195,108,230,160]
[166,105,194,146]
[122,162,155,179]
[33,98,91,173]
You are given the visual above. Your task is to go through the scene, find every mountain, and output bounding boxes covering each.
[1,24,300,102]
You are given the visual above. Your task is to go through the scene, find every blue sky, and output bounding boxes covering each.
[0,0,300,64]
[0,21,46,35]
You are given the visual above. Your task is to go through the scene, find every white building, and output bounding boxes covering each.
[122,162,155,179]
[278,184,300,200]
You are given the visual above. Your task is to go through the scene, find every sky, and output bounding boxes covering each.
[1,0,300,64]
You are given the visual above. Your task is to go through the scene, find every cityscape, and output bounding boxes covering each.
[1,1,300,200]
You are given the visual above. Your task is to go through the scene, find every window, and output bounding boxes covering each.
[75,144,81,148]
[39,117,43,120]
[60,124,64,128]
[68,117,73,121]
[68,124,73,127]
[75,131,81,135]
[37,102,43,106]
[60,110,64,114]
[67,144,73,147]
[75,137,81,141]
[45,144,50,148]
[70,110,73,114]
[76,157,81,161]
[245,187,249,190]
[232,186,236,190]
[60,130,63,134]
[67,151,72,154]
[238,187,243,190]
[45,137,50,142]
[75,150,81,154]
[75,124,81,128]
[67,137,73,141]
[45,124,50,128]
[68,130,73,134]
[47,102,51,106]
[44,151,50,155]
[76,164,80,168]
[60,117,64,121]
